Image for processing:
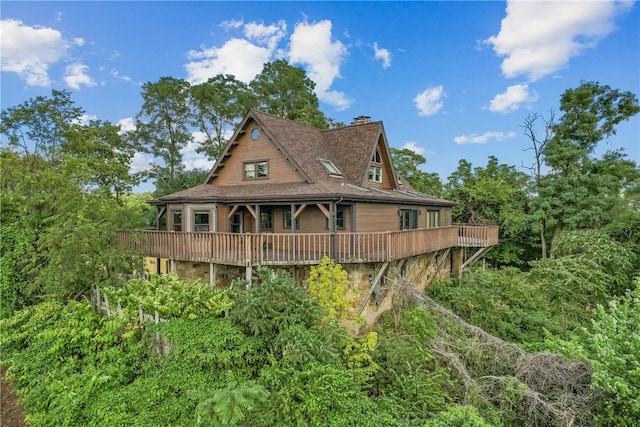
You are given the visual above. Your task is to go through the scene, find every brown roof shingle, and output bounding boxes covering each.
[154,110,454,207]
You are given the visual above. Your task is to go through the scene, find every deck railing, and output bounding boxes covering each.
[117,225,498,267]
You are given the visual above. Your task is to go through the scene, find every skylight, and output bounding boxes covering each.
[319,159,342,177]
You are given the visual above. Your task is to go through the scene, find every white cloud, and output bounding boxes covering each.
[64,63,96,90]
[219,18,244,31]
[186,19,287,84]
[414,85,445,117]
[185,38,273,84]
[402,141,425,155]
[0,19,76,86]
[288,20,352,110]
[489,83,538,114]
[373,42,391,68]
[485,0,633,81]
[244,20,287,50]
[454,131,516,145]
[129,151,154,174]
[117,117,136,134]
[73,113,98,125]
[110,69,133,83]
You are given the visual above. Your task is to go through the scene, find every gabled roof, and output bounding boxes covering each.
[153,110,454,207]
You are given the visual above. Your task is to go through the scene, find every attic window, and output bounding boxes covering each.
[372,149,382,164]
[319,158,342,177]
[243,160,269,180]
[368,149,383,183]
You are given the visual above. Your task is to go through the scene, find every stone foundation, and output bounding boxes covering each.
[166,249,453,327]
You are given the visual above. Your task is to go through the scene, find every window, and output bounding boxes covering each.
[194,211,210,232]
[327,205,347,230]
[260,208,273,230]
[171,210,182,231]
[283,209,300,230]
[372,149,381,164]
[399,209,419,230]
[427,210,440,228]
[445,210,452,226]
[369,149,382,183]
[368,166,382,183]
[319,159,342,177]
[243,160,268,180]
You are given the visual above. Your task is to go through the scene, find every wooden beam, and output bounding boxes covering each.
[293,203,307,219]
[316,203,330,219]
[357,262,389,316]
[227,205,239,219]
[245,205,256,219]
[460,246,493,276]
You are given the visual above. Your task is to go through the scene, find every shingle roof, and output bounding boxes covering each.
[153,110,454,207]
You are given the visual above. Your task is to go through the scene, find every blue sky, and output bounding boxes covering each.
[2,1,639,190]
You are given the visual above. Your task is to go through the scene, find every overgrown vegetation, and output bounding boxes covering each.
[2,76,639,425]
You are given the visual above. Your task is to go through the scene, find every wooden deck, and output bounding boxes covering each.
[117,225,498,267]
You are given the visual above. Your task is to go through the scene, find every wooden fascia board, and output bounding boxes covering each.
[203,112,255,184]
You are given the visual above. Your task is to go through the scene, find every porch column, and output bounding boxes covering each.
[329,202,336,260]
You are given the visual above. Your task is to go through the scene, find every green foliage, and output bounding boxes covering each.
[373,306,451,422]
[196,375,269,426]
[307,256,353,323]
[249,59,329,128]
[258,363,394,427]
[189,74,253,161]
[1,91,145,310]
[134,76,193,181]
[446,156,534,266]
[552,229,636,295]
[530,82,640,256]
[529,256,609,336]
[424,405,493,427]
[390,147,444,197]
[232,267,343,368]
[101,274,235,319]
[0,301,146,426]
[426,268,560,344]
[545,284,640,426]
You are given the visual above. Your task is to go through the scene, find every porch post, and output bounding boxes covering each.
[329,202,336,260]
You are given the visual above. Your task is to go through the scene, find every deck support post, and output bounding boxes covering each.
[245,265,252,289]
[209,263,216,285]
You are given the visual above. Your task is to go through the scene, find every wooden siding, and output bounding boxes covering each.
[117,225,498,267]
[355,203,401,232]
[213,119,305,186]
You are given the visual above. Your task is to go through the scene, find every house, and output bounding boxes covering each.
[118,109,498,323]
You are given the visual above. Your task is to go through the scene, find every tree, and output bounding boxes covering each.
[250,60,328,128]
[530,82,640,256]
[1,91,144,314]
[521,111,555,258]
[0,89,83,166]
[189,74,253,161]
[390,147,443,197]
[134,77,193,184]
[446,156,533,266]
